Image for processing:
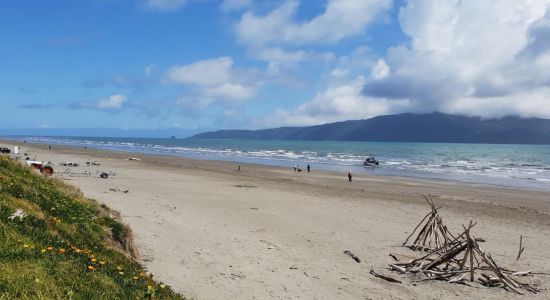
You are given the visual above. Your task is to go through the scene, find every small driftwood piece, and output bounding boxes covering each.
[343,250,361,263]
[370,268,401,283]
[516,235,525,261]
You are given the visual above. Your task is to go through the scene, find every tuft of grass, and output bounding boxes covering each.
[0,156,185,299]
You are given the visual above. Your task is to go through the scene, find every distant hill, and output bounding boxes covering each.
[192,113,550,144]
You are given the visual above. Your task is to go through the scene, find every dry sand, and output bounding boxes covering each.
[2,139,550,299]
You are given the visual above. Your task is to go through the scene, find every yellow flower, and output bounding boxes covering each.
[58,248,65,254]
[133,276,139,280]
[116,266,123,271]
[147,285,153,290]
[91,258,97,263]
[75,249,81,254]
[118,271,124,275]
[23,244,30,248]
[41,249,46,253]
[47,246,53,251]
[87,265,95,271]
[160,284,166,289]
[140,272,147,277]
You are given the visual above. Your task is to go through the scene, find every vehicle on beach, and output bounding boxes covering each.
[0,147,11,154]
[363,155,379,167]
[26,160,54,175]
[59,161,79,167]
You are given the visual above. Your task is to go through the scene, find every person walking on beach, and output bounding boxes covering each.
[348,171,352,182]
[307,164,310,173]
[237,165,241,172]
[294,164,299,172]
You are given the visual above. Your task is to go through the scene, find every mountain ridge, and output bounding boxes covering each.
[192,113,550,144]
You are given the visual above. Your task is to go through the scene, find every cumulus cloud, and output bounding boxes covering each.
[370,59,389,80]
[166,57,234,86]
[268,76,410,126]
[69,94,128,111]
[97,94,127,109]
[165,57,258,102]
[235,0,392,46]
[140,0,187,11]
[203,83,255,101]
[362,0,550,118]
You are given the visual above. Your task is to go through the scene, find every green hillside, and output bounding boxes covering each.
[0,156,184,299]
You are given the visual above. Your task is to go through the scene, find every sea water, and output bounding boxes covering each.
[12,136,550,191]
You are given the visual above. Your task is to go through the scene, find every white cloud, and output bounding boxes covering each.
[203,83,255,100]
[235,0,392,46]
[268,76,410,126]
[220,0,253,13]
[370,59,389,80]
[166,57,233,86]
[165,57,258,105]
[360,0,550,119]
[140,0,187,11]
[241,46,335,78]
[97,94,127,110]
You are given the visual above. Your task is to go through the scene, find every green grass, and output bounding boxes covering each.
[0,156,185,299]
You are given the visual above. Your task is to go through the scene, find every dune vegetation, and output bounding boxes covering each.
[0,156,184,299]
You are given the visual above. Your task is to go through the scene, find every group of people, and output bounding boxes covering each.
[293,164,310,173]
[292,163,353,182]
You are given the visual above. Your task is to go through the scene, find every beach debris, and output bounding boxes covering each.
[402,194,455,251]
[127,157,141,161]
[233,185,256,188]
[57,169,116,179]
[86,161,101,166]
[8,209,27,220]
[390,221,540,294]
[0,147,11,154]
[109,188,129,193]
[516,235,525,261]
[369,267,401,283]
[344,250,361,263]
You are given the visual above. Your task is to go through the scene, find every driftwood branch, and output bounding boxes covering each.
[370,268,401,283]
[343,250,361,263]
[516,235,525,261]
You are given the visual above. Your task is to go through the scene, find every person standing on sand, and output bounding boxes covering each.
[307,164,310,173]
[237,165,240,172]
[348,171,352,182]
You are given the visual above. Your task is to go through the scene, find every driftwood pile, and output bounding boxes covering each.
[402,195,455,251]
[383,195,541,294]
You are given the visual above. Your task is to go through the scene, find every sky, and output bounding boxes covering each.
[1,0,550,136]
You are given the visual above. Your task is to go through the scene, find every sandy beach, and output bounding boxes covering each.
[2,139,549,299]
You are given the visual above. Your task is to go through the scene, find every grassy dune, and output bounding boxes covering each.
[0,156,184,299]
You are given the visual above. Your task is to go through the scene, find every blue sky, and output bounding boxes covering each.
[1,0,550,136]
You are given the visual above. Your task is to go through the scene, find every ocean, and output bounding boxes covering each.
[11,136,550,191]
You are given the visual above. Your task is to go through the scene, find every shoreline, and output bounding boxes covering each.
[1,138,549,299]
[5,136,550,193]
